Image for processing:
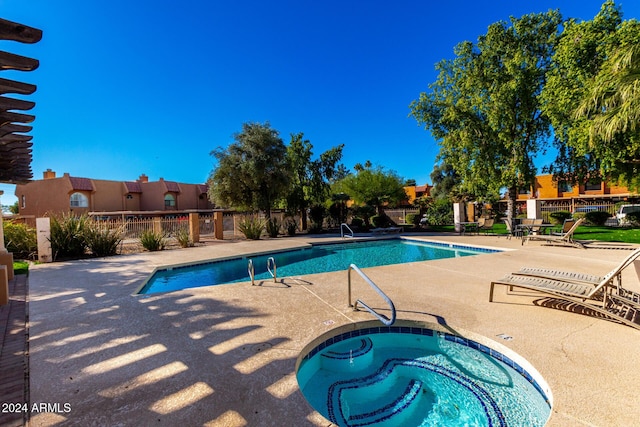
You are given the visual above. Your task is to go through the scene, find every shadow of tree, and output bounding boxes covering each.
[28,256,323,426]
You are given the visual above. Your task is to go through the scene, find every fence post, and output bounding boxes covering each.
[213,211,224,240]
[527,199,542,219]
[189,213,200,243]
[36,217,52,263]
[153,217,162,234]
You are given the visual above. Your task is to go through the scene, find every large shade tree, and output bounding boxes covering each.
[208,122,290,217]
[410,10,562,226]
[566,3,640,190]
[332,163,407,215]
[540,1,634,188]
[285,132,345,230]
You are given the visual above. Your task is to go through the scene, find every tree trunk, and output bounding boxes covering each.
[506,186,517,231]
[300,209,308,231]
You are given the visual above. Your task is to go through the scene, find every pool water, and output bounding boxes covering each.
[139,239,499,294]
[297,325,551,427]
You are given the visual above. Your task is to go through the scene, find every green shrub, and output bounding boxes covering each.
[175,227,194,248]
[265,218,280,238]
[284,218,297,236]
[424,198,453,225]
[405,213,420,226]
[307,222,324,234]
[3,221,37,260]
[139,230,166,251]
[13,260,29,275]
[549,211,572,225]
[350,217,364,229]
[237,216,265,240]
[85,223,124,257]
[585,210,611,226]
[50,213,90,259]
[572,212,586,222]
[370,214,389,228]
[625,211,640,226]
[308,205,326,230]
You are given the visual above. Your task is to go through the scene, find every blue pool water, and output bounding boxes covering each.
[297,325,551,427]
[139,239,500,294]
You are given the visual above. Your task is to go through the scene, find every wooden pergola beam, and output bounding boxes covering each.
[0,18,42,44]
[0,77,36,95]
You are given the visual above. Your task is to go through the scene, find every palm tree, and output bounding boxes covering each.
[575,43,640,143]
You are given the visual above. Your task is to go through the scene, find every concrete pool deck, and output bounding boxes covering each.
[24,233,640,426]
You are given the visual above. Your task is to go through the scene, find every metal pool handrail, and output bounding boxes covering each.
[267,257,277,282]
[347,263,396,326]
[248,259,255,285]
[341,223,354,238]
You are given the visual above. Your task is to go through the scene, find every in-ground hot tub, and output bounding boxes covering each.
[296,320,552,427]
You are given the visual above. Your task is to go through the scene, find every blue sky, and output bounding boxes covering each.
[1,0,639,206]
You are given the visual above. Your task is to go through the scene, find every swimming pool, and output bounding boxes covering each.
[296,321,552,427]
[139,238,501,294]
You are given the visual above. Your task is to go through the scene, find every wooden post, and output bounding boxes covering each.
[189,213,200,244]
[153,217,162,234]
[0,265,8,306]
[36,217,52,263]
[213,211,224,240]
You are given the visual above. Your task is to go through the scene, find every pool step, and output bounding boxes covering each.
[330,375,430,426]
[320,338,374,372]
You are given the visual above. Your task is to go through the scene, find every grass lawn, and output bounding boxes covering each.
[13,260,29,275]
[426,223,640,244]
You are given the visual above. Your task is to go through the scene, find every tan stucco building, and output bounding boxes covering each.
[15,169,213,218]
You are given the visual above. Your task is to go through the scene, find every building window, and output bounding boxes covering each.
[70,192,88,208]
[558,181,573,193]
[518,187,531,195]
[126,194,133,200]
[585,180,601,191]
[21,195,25,209]
[164,194,176,208]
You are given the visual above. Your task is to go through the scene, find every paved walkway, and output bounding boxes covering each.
[0,273,29,427]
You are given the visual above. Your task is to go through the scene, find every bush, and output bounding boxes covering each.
[549,211,572,225]
[284,217,297,236]
[307,222,324,234]
[237,216,265,240]
[175,227,193,248]
[265,218,280,238]
[85,223,124,257]
[585,210,611,226]
[139,230,166,251]
[350,217,364,229]
[370,214,390,228]
[50,213,90,259]
[625,211,640,227]
[424,198,453,225]
[3,221,37,260]
[308,205,326,230]
[572,212,586,223]
[405,213,420,227]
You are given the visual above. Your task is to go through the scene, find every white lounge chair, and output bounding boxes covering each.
[522,218,585,247]
[489,255,640,330]
[515,247,640,290]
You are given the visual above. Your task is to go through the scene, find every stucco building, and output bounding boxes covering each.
[517,174,636,202]
[15,169,213,218]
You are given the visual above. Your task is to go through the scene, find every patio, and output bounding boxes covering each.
[8,233,640,426]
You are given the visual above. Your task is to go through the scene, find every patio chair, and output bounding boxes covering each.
[551,219,575,236]
[515,247,640,292]
[503,219,519,239]
[489,266,640,330]
[478,218,495,234]
[522,218,585,248]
